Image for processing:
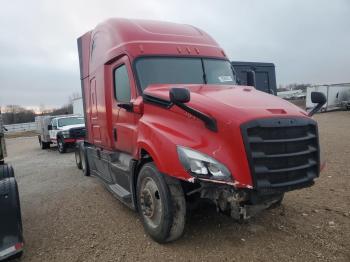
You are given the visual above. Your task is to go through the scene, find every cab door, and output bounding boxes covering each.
[111,56,139,155]
[49,119,58,142]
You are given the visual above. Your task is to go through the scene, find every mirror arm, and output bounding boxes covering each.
[173,101,217,132]
[308,101,326,117]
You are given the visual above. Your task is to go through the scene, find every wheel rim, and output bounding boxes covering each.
[140,176,162,228]
[58,140,63,152]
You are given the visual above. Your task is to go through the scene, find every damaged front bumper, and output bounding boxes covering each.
[187,181,283,221]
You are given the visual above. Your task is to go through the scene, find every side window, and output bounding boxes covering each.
[114,64,131,102]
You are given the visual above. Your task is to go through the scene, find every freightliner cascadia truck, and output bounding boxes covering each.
[75,18,326,243]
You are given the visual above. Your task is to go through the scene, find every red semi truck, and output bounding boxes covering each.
[75,18,326,243]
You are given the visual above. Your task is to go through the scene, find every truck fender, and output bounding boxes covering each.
[136,141,163,171]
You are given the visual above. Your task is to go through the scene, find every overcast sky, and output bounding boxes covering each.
[0,0,349,108]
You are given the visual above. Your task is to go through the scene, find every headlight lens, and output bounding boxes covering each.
[177,146,231,180]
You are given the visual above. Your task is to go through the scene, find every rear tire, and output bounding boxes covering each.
[39,136,50,149]
[80,145,90,176]
[136,162,186,243]
[57,137,66,153]
[75,148,82,169]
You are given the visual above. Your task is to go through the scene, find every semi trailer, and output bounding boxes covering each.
[231,61,277,95]
[0,113,24,260]
[75,18,326,243]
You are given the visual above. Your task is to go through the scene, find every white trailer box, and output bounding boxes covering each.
[35,115,54,143]
[73,97,84,116]
[306,84,350,111]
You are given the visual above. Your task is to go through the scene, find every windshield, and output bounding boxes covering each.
[57,117,84,127]
[135,57,237,90]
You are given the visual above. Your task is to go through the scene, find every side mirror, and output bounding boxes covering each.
[308,91,327,117]
[247,70,256,87]
[311,91,326,104]
[48,124,52,130]
[170,88,190,104]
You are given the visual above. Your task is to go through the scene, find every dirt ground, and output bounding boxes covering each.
[5,111,350,262]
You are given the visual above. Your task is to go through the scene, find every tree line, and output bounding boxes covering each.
[1,93,79,125]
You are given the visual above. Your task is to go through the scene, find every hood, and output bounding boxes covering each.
[144,84,308,125]
[58,124,85,131]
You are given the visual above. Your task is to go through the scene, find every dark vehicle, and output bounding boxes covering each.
[231,61,277,95]
[0,114,24,260]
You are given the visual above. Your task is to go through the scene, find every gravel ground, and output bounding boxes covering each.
[5,111,350,262]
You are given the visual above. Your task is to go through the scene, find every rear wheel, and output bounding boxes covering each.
[136,162,186,243]
[57,137,66,153]
[41,141,50,150]
[75,148,82,169]
[39,136,49,149]
[80,145,90,176]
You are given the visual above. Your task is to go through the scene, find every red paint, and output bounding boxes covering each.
[77,19,315,189]
[63,138,79,143]
[14,242,23,250]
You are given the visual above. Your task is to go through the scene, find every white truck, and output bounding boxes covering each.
[37,115,85,153]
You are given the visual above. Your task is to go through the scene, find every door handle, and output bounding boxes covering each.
[113,128,117,141]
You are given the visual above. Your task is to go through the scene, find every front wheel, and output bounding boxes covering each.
[136,162,186,243]
[57,137,66,153]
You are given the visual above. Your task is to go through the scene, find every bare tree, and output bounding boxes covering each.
[2,105,35,124]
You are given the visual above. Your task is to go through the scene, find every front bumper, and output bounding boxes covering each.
[194,181,283,220]
[63,138,84,143]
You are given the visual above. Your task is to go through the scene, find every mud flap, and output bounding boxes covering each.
[0,177,24,260]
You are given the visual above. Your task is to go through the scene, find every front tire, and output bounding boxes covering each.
[57,137,66,153]
[136,162,186,243]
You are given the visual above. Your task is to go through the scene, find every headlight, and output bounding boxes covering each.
[177,146,231,180]
[61,131,70,138]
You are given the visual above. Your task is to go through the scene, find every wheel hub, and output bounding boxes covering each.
[139,177,162,228]
[141,189,155,218]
